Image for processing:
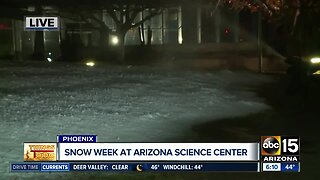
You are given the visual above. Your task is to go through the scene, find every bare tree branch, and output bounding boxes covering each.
[106,6,120,25]
[130,8,163,29]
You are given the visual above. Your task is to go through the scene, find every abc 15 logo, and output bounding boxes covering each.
[261,136,300,156]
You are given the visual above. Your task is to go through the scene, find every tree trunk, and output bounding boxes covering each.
[32,5,45,61]
[33,31,45,61]
[117,31,126,64]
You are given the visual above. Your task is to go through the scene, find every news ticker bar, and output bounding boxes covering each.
[11,162,260,172]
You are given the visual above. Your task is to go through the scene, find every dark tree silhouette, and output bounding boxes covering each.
[207,0,320,55]
[45,1,165,62]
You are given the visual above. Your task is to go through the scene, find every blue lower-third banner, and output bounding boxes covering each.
[10,162,259,172]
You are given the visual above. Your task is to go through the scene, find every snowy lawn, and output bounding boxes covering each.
[0,63,273,178]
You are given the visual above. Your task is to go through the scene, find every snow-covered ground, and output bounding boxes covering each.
[0,63,273,178]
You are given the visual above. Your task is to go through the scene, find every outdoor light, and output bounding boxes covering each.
[47,57,52,62]
[313,70,320,75]
[86,61,95,67]
[310,57,320,64]
[111,35,119,45]
[48,52,52,56]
